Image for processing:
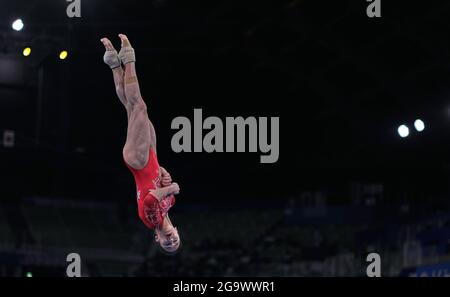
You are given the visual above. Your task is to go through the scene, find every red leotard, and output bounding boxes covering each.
[124,148,175,229]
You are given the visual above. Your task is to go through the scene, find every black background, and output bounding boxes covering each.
[2,0,450,205]
[2,1,450,280]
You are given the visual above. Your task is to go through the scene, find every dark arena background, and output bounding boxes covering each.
[1,0,450,279]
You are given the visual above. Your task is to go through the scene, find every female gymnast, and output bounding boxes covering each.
[101,34,181,253]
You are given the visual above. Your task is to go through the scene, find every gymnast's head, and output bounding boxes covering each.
[155,225,181,254]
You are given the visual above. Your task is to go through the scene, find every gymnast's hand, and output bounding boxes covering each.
[168,182,180,195]
[149,182,180,202]
[160,166,172,187]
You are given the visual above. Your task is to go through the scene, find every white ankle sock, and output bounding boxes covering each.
[118,46,136,65]
[103,50,121,69]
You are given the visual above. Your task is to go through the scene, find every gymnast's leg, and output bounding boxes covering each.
[100,38,128,109]
[116,34,153,169]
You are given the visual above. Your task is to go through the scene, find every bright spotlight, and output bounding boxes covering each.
[398,125,410,138]
[414,119,425,132]
[12,19,24,31]
[22,47,31,57]
[59,50,68,60]
[26,272,33,277]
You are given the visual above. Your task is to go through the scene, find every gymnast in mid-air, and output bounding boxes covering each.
[101,34,181,253]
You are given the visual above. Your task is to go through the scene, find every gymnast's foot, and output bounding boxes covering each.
[100,37,121,69]
[118,34,136,65]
